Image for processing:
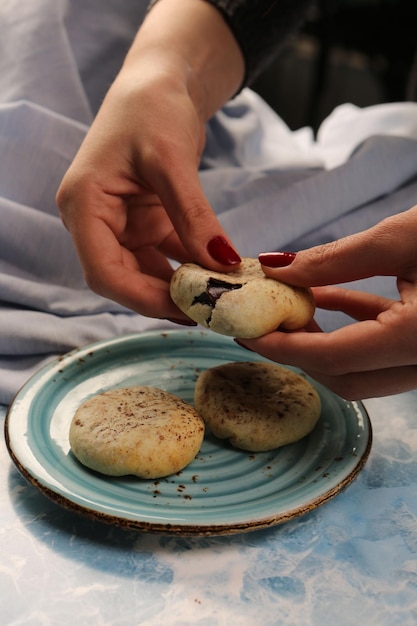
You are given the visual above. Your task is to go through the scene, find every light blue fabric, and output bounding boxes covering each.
[1,0,417,404]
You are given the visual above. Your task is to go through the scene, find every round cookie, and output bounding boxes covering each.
[169,257,315,338]
[69,386,205,479]
[194,361,321,452]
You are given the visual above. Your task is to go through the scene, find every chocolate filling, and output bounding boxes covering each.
[192,278,243,325]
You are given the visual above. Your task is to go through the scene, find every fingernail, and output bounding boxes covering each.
[258,251,296,268]
[166,317,198,327]
[207,236,241,265]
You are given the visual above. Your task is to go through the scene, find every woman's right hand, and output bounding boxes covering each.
[56,0,244,321]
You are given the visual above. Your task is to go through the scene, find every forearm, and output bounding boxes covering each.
[122,0,245,123]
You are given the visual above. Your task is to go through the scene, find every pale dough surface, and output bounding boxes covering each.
[69,386,205,479]
[194,361,321,452]
[170,258,315,339]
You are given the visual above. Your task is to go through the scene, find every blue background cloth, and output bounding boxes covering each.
[1,0,417,404]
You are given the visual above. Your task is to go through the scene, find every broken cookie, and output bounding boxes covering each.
[169,257,315,339]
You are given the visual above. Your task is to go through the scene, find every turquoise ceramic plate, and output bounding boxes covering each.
[5,330,372,536]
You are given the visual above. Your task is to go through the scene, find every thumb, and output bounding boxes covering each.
[258,208,417,287]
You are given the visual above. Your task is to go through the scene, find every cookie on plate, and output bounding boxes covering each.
[194,361,321,452]
[69,386,205,479]
[169,257,315,338]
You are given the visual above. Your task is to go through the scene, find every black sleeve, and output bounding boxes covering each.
[203,0,314,86]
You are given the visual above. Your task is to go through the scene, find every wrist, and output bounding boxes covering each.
[125,0,245,120]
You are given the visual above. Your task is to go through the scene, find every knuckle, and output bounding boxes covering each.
[56,173,84,216]
[83,270,105,297]
[292,241,345,284]
[56,169,81,205]
[178,199,210,230]
[309,240,343,266]
[55,179,70,217]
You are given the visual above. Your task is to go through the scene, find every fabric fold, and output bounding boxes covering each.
[211,135,417,255]
[1,0,417,405]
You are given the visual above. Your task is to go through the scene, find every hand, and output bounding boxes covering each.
[238,206,417,399]
[56,0,244,321]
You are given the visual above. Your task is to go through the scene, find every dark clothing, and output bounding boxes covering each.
[203,0,313,86]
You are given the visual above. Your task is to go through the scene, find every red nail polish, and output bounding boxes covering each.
[207,236,241,265]
[258,251,296,268]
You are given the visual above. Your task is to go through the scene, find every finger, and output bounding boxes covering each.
[154,156,241,271]
[64,207,189,320]
[119,199,191,264]
[240,316,417,376]
[397,275,417,305]
[303,365,417,400]
[312,286,395,321]
[134,246,176,283]
[259,206,417,287]
[156,227,193,265]
[304,318,322,332]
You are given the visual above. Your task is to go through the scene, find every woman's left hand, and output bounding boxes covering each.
[237,206,417,400]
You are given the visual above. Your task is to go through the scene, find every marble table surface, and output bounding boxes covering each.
[2,387,417,626]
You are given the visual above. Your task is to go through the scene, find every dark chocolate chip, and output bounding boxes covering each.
[192,278,242,308]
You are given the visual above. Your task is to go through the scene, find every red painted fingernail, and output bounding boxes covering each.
[207,236,241,265]
[258,251,296,267]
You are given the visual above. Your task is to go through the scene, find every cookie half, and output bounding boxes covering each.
[69,386,205,479]
[194,361,321,452]
[170,258,315,338]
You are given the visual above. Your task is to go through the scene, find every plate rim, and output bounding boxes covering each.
[4,329,373,536]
